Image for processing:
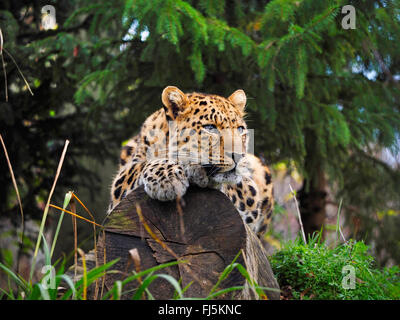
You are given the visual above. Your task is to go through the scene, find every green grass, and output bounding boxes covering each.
[0,168,397,300]
[2,228,399,300]
[0,185,270,300]
[270,234,400,300]
[0,248,271,300]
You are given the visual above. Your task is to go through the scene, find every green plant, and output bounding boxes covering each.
[270,235,400,300]
[0,246,272,300]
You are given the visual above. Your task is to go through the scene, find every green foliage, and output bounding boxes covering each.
[270,236,400,300]
[1,0,400,265]
[0,246,270,300]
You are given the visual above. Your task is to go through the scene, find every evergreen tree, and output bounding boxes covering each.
[1,0,399,264]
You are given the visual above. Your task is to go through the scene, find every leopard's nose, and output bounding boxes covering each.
[226,152,244,164]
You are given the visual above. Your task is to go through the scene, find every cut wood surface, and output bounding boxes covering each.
[84,186,280,299]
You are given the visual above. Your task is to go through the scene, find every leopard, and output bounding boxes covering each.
[108,86,274,237]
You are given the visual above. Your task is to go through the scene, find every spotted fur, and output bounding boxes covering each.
[108,86,273,236]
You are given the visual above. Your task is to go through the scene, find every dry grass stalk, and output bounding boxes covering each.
[33,140,70,258]
[100,230,106,299]
[2,47,34,96]
[77,248,87,300]
[127,248,145,299]
[1,27,34,101]
[289,184,307,245]
[30,140,70,283]
[0,134,25,274]
[0,134,25,240]
[0,28,8,101]
[129,248,141,275]
[70,193,100,298]
[49,204,103,227]
[69,197,78,282]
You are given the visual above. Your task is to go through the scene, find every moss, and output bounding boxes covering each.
[270,236,400,300]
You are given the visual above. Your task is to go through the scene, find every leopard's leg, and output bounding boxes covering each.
[109,156,209,213]
[141,161,210,200]
[139,159,190,201]
[108,157,145,214]
[184,164,209,188]
[110,159,188,213]
[220,153,274,237]
[109,135,143,213]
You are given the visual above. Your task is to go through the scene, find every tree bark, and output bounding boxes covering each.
[298,130,328,239]
[298,175,327,238]
[75,186,280,300]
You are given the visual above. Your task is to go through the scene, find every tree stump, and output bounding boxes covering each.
[89,186,280,299]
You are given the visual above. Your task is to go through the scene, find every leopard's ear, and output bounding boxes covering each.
[162,86,189,119]
[228,89,246,111]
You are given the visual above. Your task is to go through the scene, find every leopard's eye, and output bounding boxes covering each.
[237,126,245,134]
[203,124,219,134]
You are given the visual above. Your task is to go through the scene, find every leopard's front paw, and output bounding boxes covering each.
[185,165,209,188]
[142,164,189,201]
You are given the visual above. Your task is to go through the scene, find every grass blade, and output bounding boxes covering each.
[31,140,70,283]
[0,262,28,292]
[132,273,184,300]
[206,286,245,299]
[77,248,87,300]
[63,258,119,300]
[41,234,51,268]
[0,287,14,300]
[112,280,123,300]
[58,274,77,300]
[208,251,241,296]
[37,283,50,300]
[101,260,184,300]
[50,191,73,258]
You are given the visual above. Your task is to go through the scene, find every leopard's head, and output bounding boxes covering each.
[161,86,249,183]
